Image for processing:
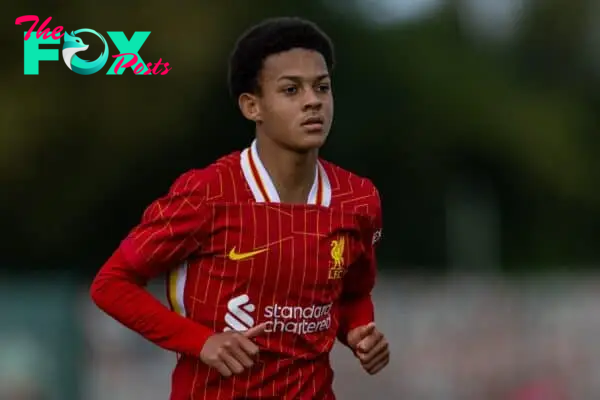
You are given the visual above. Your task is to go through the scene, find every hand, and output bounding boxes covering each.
[346,322,389,375]
[200,322,268,377]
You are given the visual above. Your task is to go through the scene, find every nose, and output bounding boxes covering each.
[302,88,322,111]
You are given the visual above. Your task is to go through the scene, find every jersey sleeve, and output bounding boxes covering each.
[90,170,214,357]
[337,184,382,346]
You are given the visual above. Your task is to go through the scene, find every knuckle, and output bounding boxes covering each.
[208,355,219,363]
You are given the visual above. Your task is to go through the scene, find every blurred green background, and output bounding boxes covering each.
[4,0,600,275]
[2,1,600,399]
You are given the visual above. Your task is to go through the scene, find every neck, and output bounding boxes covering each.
[255,134,318,204]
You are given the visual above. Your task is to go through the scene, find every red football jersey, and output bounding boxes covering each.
[91,140,382,399]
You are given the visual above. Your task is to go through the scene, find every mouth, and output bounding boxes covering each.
[301,116,325,132]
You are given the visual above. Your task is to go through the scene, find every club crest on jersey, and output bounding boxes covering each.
[328,237,346,280]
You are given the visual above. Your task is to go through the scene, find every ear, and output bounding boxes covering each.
[238,93,262,123]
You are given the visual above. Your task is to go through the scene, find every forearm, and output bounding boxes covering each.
[90,248,213,357]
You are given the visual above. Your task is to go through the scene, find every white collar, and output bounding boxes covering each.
[240,139,331,206]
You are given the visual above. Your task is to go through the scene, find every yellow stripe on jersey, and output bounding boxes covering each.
[168,268,180,315]
[168,262,187,316]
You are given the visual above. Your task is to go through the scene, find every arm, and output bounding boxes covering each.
[337,187,382,347]
[90,170,213,357]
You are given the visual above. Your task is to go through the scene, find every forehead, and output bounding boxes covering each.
[260,48,329,82]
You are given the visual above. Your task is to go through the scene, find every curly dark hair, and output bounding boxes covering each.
[228,17,335,101]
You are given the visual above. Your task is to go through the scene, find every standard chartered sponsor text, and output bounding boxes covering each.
[263,303,332,334]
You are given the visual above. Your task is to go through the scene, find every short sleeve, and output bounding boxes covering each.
[119,170,210,278]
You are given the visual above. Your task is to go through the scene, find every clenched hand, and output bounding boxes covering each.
[347,322,389,375]
[200,322,268,377]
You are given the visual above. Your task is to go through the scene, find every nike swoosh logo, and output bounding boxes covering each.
[228,246,268,261]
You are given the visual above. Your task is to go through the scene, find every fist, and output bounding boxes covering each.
[346,322,389,375]
[200,322,268,377]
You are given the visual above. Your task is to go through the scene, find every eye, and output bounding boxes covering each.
[317,83,331,92]
[283,86,297,95]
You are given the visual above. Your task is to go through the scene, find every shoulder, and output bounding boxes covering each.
[168,151,242,199]
[321,159,381,214]
[321,159,383,244]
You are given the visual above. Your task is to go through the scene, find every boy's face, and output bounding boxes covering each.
[240,48,333,152]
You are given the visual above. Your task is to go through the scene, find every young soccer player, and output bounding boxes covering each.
[90,16,389,399]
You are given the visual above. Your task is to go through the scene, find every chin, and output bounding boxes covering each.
[291,133,328,152]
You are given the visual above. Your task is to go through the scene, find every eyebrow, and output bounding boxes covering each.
[277,74,330,82]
